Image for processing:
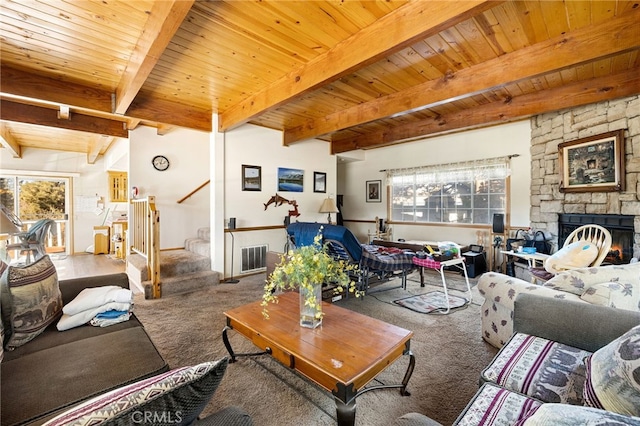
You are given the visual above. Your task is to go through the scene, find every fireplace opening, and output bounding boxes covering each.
[558,214,634,265]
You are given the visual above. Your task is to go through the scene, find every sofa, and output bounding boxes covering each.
[393,293,640,426]
[1,256,252,426]
[478,262,640,349]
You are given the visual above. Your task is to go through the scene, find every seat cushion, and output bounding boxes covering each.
[453,382,541,426]
[0,255,62,350]
[1,326,168,426]
[583,324,640,417]
[516,403,640,425]
[43,359,228,426]
[481,333,591,405]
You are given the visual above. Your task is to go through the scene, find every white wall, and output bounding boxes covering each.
[338,120,532,246]
[221,124,338,278]
[129,126,210,249]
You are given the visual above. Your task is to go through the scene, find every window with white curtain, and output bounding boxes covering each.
[387,158,509,225]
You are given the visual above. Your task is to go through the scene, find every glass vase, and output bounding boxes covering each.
[299,284,323,329]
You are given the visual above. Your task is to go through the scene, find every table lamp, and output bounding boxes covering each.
[319,197,339,224]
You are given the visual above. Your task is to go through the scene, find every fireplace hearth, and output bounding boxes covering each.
[558,214,634,264]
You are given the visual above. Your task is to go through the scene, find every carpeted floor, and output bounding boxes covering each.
[133,269,498,426]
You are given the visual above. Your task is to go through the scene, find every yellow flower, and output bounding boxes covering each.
[262,228,361,319]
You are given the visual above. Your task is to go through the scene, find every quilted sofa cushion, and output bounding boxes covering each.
[453,382,541,426]
[544,263,640,296]
[481,333,591,405]
[517,403,640,425]
[583,324,640,417]
[580,281,640,311]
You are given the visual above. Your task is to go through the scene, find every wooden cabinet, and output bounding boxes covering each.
[108,171,128,202]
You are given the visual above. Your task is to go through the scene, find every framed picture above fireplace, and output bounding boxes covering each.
[558,129,625,193]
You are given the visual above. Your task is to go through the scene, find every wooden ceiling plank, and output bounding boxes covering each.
[115,0,195,114]
[331,67,640,153]
[219,1,499,131]
[0,100,128,138]
[0,123,22,158]
[285,9,640,144]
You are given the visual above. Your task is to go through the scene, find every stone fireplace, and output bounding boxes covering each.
[529,95,640,261]
[558,214,634,264]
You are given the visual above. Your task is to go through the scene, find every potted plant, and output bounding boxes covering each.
[262,229,360,328]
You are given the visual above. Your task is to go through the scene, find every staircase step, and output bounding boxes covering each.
[197,227,210,242]
[184,238,210,258]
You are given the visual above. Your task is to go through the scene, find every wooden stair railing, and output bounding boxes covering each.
[177,180,210,204]
[130,196,161,298]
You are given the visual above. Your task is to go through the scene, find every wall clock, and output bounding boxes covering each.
[152,155,170,171]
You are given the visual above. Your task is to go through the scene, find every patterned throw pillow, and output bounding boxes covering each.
[481,333,590,405]
[43,359,229,426]
[583,324,640,417]
[0,255,62,350]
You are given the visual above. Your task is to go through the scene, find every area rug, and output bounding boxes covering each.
[393,290,468,314]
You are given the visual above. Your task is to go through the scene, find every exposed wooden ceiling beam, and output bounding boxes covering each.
[87,135,113,164]
[0,67,113,112]
[0,123,22,158]
[218,0,499,132]
[114,0,195,114]
[331,67,640,153]
[0,100,128,138]
[126,95,212,132]
[287,9,640,145]
[0,67,211,133]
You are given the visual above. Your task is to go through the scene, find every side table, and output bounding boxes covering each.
[412,256,472,314]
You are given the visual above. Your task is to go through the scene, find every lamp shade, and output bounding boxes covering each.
[319,197,339,213]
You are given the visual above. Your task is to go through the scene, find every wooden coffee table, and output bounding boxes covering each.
[222,292,415,426]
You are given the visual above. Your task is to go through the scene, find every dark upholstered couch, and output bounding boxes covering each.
[2,273,169,426]
[393,293,640,426]
[1,272,253,426]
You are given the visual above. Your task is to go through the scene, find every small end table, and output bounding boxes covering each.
[412,256,472,314]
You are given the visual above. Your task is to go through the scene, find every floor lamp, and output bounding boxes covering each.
[226,218,239,283]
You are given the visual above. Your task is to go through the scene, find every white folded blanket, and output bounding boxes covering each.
[57,302,131,331]
[63,286,132,315]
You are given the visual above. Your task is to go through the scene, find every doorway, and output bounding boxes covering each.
[0,175,70,258]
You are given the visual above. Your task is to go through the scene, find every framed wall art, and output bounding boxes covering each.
[558,129,625,193]
[366,180,381,202]
[313,172,326,193]
[242,165,261,191]
[277,167,304,192]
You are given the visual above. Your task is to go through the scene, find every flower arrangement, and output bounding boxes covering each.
[262,229,360,322]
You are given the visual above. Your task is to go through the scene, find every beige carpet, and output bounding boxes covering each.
[133,269,498,426]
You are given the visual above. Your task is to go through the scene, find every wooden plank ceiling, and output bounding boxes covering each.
[1,0,639,163]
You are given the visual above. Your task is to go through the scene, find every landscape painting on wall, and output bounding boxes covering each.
[559,129,625,193]
[277,167,304,192]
